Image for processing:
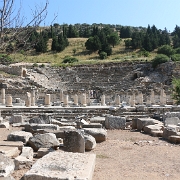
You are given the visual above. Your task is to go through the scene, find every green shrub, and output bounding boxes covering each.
[157,45,175,57]
[171,54,180,61]
[152,54,169,68]
[62,56,78,63]
[175,47,180,54]
[33,63,38,67]
[99,51,107,60]
[0,54,13,65]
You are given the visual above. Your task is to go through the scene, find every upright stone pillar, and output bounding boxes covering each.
[6,95,13,107]
[101,95,106,106]
[138,92,143,105]
[160,89,166,106]
[81,93,87,107]
[45,94,51,107]
[31,90,36,106]
[25,92,31,107]
[1,88,5,105]
[146,96,151,106]
[73,94,78,106]
[130,93,135,106]
[63,95,68,107]
[115,95,120,106]
[60,90,63,102]
[150,90,155,105]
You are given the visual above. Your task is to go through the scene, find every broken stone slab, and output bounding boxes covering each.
[7,131,33,144]
[9,115,23,124]
[24,124,59,133]
[14,156,33,170]
[64,130,85,153]
[83,128,107,143]
[37,148,55,158]
[137,118,160,131]
[51,119,76,127]
[162,126,178,140]
[151,130,163,137]
[0,146,20,158]
[105,115,126,130]
[84,133,96,151]
[23,151,96,180]
[90,116,105,125]
[0,122,9,129]
[168,135,180,144]
[28,133,59,152]
[0,141,23,151]
[143,125,163,135]
[164,117,180,126]
[82,123,102,128]
[20,147,34,160]
[0,154,15,178]
[29,114,52,124]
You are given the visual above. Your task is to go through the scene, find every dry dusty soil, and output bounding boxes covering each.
[1,127,180,180]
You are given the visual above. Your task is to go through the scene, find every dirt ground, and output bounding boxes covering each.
[1,127,180,180]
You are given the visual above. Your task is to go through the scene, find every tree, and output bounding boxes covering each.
[108,32,119,47]
[85,36,101,52]
[157,45,175,57]
[152,54,169,68]
[0,0,49,52]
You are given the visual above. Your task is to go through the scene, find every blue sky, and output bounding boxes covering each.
[12,0,180,32]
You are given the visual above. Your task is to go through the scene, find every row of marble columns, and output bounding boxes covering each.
[0,88,172,107]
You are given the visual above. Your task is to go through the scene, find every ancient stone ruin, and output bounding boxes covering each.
[1,61,180,179]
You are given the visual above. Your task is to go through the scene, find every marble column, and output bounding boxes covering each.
[81,93,87,107]
[31,90,36,106]
[45,94,51,107]
[25,92,31,107]
[160,89,166,105]
[63,95,68,107]
[73,94,78,106]
[138,92,143,105]
[150,90,155,105]
[1,88,5,105]
[101,95,106,106]
[60,90,63,102]
[6,95,13,107]
[130,93,135,107]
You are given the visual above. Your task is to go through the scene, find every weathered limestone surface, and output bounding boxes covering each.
[105,116,126,129]
[14,156,33,170]
[20,147,34,160]
[37,148,55,158]
[28,133,59,152]
[64,130,85,153]
[7,131,33,144]
[0,141,23,151]
[168,135,180,143]
[23,151,96,180]
[137,118,159,131]
[83,128,107,142]
[0,146,20,158]
[9,115,23,124]
[163,126,178,140]
[29,114,52,124]
[0,154,15,177]
[0,122,9,129]
[84,133,96,151]
[151,130,163,137]
[164,117,180,126]
[143,125,163,134]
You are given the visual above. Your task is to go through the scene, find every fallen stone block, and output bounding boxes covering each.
[83,128,107,142]
[105,115,126,129]
[28,133,59,152]
[0,146,20,158]
[14,156,33,170]
[151,130,163,137]
[20,147,33,160]
[144,125,163,134]
[164,117,180,126]
[82,123,102,128]
[24,124,59,133]
[64,130,85,153]
[90,116,105,125]
[7,131,33,144]
[51,119,76,127]
[137,118,159,131]
[84,133,96,151]
[0,122,9,129]
[0,141,23,151]
[37,148,54,158]
[162,126,178,140]
[9,115,23,124]
[168,135,180,144]
[29,114,52,124]
[0,154,15,178]
[23,151,96,180]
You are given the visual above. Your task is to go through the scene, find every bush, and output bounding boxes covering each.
[33,63,38,67]
[175,47,180,54]
[157,45,175,57]
[171,54,180,61]
[99,51,107,60]
[0,54,13,65]
[152,54,169,68]
[62,56,78,63]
